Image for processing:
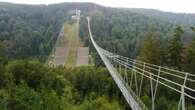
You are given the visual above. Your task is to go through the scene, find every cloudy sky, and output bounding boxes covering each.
[0,0,195,13]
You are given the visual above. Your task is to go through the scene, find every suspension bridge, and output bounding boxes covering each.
[87,17,195,110]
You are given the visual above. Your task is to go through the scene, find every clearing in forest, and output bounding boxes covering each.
[48,20,89,67]
[65,22,81,66]
[47,24,68,66]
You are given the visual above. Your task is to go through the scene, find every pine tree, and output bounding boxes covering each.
[138,32,161,65]
[167,26,184,69]
[184,27,195,74]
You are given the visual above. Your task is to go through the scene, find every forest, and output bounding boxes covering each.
[0,60,126,110]
[79,5,195,72]
[0,2,195,110]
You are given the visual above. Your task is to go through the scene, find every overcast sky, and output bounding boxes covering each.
[0,0,195,13]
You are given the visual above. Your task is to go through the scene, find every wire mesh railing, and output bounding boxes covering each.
[87,16,195,110]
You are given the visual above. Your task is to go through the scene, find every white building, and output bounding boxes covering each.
[71,9,81,20]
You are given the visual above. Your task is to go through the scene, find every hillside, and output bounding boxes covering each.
[1,2,195,60]
[0,2,195,110]
[128,8,195,26]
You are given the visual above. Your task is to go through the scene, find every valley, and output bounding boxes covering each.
[0,2,195,110]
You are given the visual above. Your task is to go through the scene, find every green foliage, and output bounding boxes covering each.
[0,2,74,61]
[79,7,175,59]
[188,105,195,110]
[78,96,121,110]
[0,89,9,110]
[138,32,161,65]
[129,8,195,26]
[1,2,195,110]
[184,28,195,74]
[0,60,124,110]
[0,41,8,65]
[167,26,184,69]
[66,67,122,99]
[10,84,42,110]
[185,42,195,73]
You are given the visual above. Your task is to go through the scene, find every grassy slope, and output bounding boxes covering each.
[48,19,88,67]
[65,22,81,66]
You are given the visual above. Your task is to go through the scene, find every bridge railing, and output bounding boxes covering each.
[87,17,195,110]
[99,45,195,110]
[101,47,195,98]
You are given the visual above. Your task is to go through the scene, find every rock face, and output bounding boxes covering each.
[76,47,89,66]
